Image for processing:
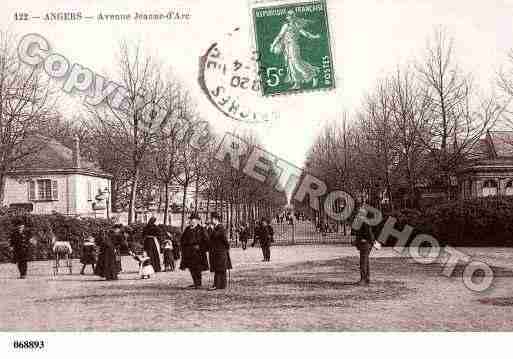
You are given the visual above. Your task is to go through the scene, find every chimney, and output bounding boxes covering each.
[72,136,81,168]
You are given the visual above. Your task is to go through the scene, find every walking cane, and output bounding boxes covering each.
[228,269,231,289]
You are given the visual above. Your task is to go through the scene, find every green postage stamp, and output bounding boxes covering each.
[252,1,335,96]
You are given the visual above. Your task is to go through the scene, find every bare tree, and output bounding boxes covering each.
[357,78,397,207]
[416,28,499,197]
[497,49,513,129]
[88,41,177,224]
[0,31,55,204]
[389,67,432,207]
[152,85,193,225]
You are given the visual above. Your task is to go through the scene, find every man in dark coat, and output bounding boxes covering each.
[208,212,232,290]
[143,217,162,272]
[253,218,274,262]
[111,224,128,273]
[351,208,376,286]
[98,230,118,280]
[95,225,126,280]
[94,231,105,277]
[179,213,209,289]
[238,223,249,250]
[9,219,32,279]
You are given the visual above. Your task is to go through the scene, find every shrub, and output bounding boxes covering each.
[0,214,115,263]
[381,197,513,247]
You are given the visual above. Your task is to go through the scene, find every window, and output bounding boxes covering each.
[483,179,498,197]
[28,179,58,201]
[38,179,52,200]
[87,181,92,201]
[465,180,472,199]
[506,180,513,196]
[28,181,36,201]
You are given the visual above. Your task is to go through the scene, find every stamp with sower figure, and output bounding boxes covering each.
[252,1,335,96]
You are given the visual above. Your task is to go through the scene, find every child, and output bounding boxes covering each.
[163,238,175,271]
[171,237,180,263]
[80,236,97,275]
[130,250,155,279]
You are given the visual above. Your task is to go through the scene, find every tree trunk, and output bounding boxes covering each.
[163,182,170,225]
[110,179,118,213]
[128,167,140,224]
[0,172,6,206]
[158,184,163,212]
[180,184,188,231]
[229,201,234,240]
[206,191,211,216]
[194,179,199,212]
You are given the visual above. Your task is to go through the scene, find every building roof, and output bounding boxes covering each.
[7,135,112,179]
[487,131,513,158]
[468,138,493,160]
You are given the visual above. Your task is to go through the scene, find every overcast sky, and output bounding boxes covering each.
[2,0,513,167]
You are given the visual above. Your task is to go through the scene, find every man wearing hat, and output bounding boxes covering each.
[207,212,232,290]
[350,207,376,285]
[179,213,209,288]
[9,218,32,279]
[253,218,274,262]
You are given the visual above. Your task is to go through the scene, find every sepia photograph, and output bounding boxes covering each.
[1,0,513,357]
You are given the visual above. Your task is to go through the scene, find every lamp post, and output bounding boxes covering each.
[96,187,110,219]
[104,187,110,219]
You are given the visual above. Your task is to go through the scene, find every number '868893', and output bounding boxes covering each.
[13,340,45,350]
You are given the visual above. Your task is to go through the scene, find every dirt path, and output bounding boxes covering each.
[1,245,512,330]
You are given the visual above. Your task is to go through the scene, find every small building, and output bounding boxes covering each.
[458,130,513,198]
[3,135,113,217]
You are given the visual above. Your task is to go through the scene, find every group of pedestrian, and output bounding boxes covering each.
[275,212,295,225]
[179,212,231,290]
[7,208,376,287]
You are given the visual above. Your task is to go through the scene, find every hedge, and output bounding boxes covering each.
[380,197,513,247]
[0,213,182,263]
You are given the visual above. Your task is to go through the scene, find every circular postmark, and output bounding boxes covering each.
[198,28,279,124]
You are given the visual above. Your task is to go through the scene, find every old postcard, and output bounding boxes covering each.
[0,0,512,358]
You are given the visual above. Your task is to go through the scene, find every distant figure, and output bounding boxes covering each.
[172,236,180,262]
[163,236,176,271]
[9,218,32,279]
[179,213,209,289]
[80,236,97,275]
[143,217,162,272]
[208,212,232,290]
[351,208,376,286]
[131,250,155,279]
[205,221,215,273]
[238,223,250,250]
[253,218,274,262]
